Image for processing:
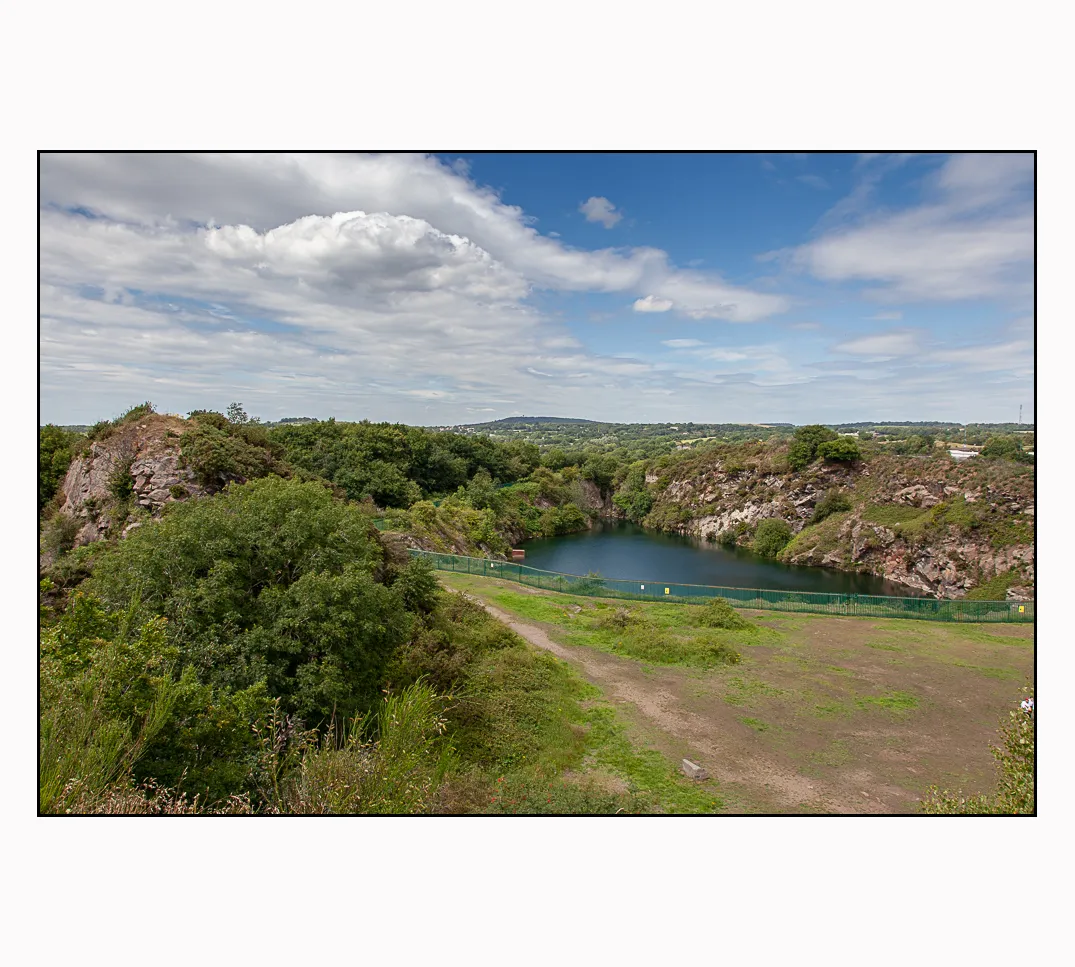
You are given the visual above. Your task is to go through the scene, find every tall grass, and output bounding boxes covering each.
[268,682,454,814]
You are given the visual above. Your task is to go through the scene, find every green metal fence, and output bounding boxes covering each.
[408,549,1034,624]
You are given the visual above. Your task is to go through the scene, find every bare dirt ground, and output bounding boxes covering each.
[443,574,1034,814]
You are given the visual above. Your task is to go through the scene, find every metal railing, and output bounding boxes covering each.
[408,549,1034,623]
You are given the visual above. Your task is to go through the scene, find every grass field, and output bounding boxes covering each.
[438,571,1034,813]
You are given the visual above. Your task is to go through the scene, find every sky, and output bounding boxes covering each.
[38,152,1034,426]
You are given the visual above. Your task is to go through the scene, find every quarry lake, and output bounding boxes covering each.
[520,520,926,598]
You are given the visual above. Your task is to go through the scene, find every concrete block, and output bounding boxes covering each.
[681,758,708,780]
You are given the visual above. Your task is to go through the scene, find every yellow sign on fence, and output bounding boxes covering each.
[665,588,670,595]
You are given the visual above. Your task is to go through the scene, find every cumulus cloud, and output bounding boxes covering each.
[579,196,622,228]
[36,153,1032,425]
[634,295,673,312]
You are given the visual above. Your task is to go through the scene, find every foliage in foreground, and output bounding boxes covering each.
[920,687,1034,814]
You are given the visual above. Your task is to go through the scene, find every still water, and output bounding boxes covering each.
[520,520,925,598]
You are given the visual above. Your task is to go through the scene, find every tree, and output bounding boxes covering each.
[753,518,792,557]
[226,402,258,425]
[816,438,862,463]
[40,424,79,510]
[86,477,408,726]
[787,425,838,470]
[981,435,1031,463]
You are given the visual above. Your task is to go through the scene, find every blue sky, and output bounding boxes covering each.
[39,152,1033,425]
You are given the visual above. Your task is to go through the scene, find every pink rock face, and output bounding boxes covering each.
[55,415,208,548]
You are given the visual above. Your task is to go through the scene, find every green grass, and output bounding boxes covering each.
[722,676,785,707]
[449,579,781,670]
[855,691,919,712]
[584,706,723,813]
[740,717,770,732]
[447,619,722,813]
[864,641,903,652]
[965,569,1019,601]
[946,626,1033,647]
[862,503,929,527]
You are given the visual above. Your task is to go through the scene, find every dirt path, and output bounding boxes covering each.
[469,595,877,813]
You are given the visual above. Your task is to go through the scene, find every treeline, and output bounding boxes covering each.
[267,419,540,507]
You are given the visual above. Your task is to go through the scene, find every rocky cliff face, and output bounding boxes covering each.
[645,452,1034,599]
[57,414,207,547]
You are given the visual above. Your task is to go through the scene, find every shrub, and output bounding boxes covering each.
[753,518,792,557]
[981,436,1031,463]
[595,607,643,631]
[816,438,862,463]
[179,417,279,489]
[41,512,80,557]
[169,484,189,499]
[116,401,155,425]
[570,571,606,595]
[812,488,852,524]
[270,683,453,815]
[921,687,1034,814]
[86,419,115,442]
[108,457,135,500]
[86,477,402,727]
[697,598,751,630]
[39,425,79,510]
[787,425,838,471]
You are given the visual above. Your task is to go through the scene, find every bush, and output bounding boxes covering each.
[981,436,1031,463]
[108,457,135,500]
[697,598,751,630]
[753,518,792,557]
[86,419,115,442]
[86,477,404,727]
[179,417,279,489]
[921,687,1034,814]
[39,425,79,510]
[41,513,80,557]
[787,425,838,471]
[812,489,852,524]
[816,438,862,463]
[116,401,155,425]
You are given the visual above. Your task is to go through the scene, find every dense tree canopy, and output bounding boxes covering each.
[267,420,540,507]
[86,476,420,725]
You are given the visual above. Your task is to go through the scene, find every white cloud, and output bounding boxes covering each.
[791,153,1033,303]
[36,153,1032,425]
[579,196,622,228]
[796,174,830,190]
[866,311,903,321]
[634,295,673,312]
[833,330,920,356]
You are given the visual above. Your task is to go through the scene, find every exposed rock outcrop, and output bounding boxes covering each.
[56,414,207,546]
[644,451,1034,599]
